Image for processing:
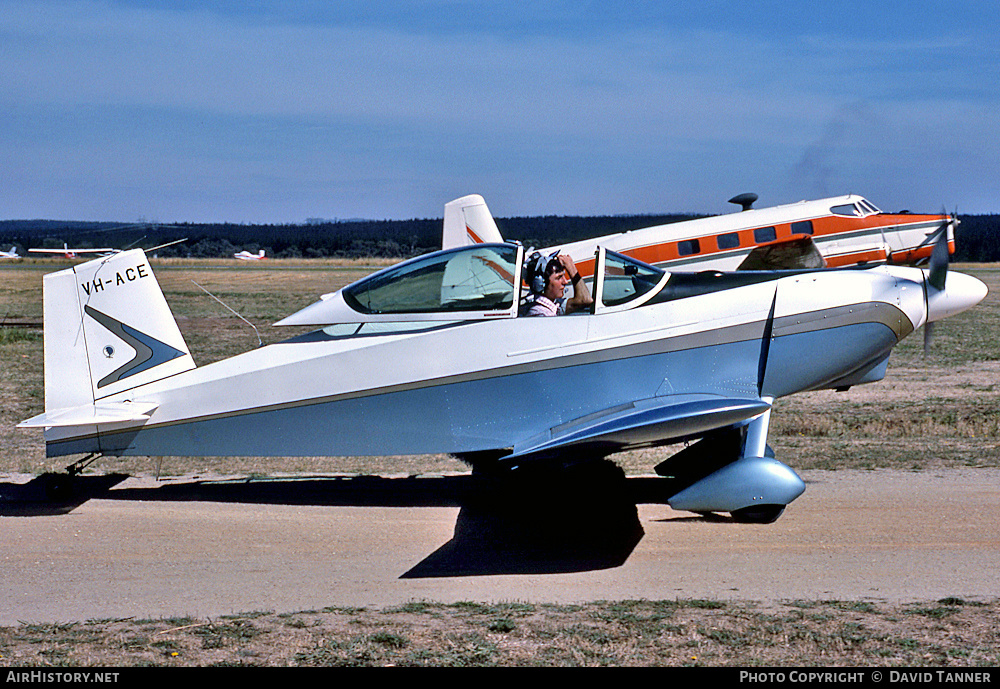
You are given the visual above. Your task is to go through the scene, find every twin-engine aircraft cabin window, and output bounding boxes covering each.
[343,244,519,314]
[717,232,740,250]
[677,239,700,256]
[753,226,777,243]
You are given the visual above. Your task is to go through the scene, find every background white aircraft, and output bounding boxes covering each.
[0,246,20,259]
[29,243,115,259]
[234,249,266,260]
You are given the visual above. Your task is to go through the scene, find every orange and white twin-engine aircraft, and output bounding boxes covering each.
[442,193,957,275]
[234,249,267,260]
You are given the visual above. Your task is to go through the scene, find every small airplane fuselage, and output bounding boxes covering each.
[18,228,987,521]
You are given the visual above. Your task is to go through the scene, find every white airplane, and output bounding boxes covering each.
[26,238,186,261]
[234,249,266,260]
[0,246,20,259]
[442,193,958,274]
[18,222,987,523]
[29,243,116,259]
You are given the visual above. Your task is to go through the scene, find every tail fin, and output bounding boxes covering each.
[20,250,194,433]
[442,194,504,248]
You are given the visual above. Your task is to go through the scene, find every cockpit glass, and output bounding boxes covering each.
[601,251,665,307]
[831,203,861,217]
[343,244,518,314]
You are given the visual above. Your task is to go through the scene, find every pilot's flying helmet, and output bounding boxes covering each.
[525,250,564,294]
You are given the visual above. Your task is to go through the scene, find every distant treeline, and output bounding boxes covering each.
[0,215,694,259]
[947,215,1000,262]
[0,213,998,261]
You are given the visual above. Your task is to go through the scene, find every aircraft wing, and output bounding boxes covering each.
[29,248,117,255]
[736,235,827,270]
[507,394,771,463]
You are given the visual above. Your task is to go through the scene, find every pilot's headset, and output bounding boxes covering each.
[526,250,562,294]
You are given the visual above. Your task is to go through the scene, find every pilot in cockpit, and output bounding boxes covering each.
[522,251,594,317]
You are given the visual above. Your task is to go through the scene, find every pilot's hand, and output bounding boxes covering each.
[557,254,578,275]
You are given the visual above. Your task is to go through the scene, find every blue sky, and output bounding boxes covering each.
[2,1,998,223]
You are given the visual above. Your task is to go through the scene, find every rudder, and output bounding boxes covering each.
[442,194,504,248]
[40,249,195,413]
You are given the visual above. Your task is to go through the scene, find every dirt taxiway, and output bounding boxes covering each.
[2,467,998,625]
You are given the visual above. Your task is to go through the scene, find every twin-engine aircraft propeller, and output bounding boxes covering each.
[922,211,954,354]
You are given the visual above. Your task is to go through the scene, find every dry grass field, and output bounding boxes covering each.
[2,598,997,667]
[1,258,998,667]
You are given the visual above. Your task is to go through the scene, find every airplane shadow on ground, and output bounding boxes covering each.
[402,461,649,578]
[0,460,677,577]
[0,472,130,516]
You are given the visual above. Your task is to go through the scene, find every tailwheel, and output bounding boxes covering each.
[730,504,785,524]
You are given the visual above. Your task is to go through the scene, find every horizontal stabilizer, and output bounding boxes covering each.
[18,401,158,428]
[508,394,771,462]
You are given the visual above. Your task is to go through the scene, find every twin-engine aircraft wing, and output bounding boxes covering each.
[736,235,827,270]
[507,394,772,463]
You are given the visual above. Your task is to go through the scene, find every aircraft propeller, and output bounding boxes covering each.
[917,209,988,356]
[921,211,951,353]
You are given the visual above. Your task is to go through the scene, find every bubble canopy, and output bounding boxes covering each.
[274,243,671,327]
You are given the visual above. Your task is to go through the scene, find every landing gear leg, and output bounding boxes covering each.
[742,396,773,458]
[730,399,786,522]
[661,398,805,523]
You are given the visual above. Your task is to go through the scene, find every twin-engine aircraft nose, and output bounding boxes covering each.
[927,271,989,323]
